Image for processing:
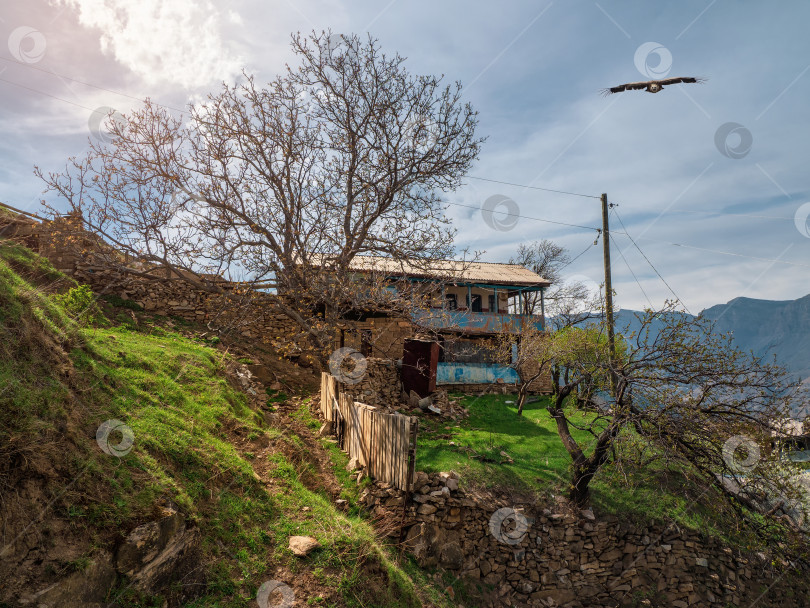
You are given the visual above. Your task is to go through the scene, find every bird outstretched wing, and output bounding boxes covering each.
[600,76,707,95]
[600,81,652,96]
[658,76,707,86]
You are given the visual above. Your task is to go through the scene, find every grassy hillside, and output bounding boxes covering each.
[0,241,454,607]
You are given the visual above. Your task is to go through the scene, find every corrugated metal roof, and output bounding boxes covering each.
[343,255,550,287]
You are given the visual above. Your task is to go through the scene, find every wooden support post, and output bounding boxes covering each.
[601,193,617,394]
[539,287,546,328]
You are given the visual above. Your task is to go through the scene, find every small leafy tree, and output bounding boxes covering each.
[516,301,808,543]
[491,323,553,416]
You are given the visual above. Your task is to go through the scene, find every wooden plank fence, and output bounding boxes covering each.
[320,372,418,491]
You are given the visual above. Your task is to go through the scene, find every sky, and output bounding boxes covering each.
[1,0,809,313]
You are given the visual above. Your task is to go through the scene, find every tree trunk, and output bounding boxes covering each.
[517,370,545,416]
[516,383,529,416]
[569,462,594,507]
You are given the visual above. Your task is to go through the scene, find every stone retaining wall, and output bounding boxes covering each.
[360,473,809,608]
[339,358,402,408]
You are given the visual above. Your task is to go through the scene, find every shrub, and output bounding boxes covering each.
[52,285,104,325]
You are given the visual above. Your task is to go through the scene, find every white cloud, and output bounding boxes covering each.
[54,0,243,89]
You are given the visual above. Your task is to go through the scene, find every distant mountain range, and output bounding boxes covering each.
[613,294,810,383]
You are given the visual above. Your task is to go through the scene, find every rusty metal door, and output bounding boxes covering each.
[401,338,439,397]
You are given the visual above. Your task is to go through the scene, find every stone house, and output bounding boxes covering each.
[331,256,552,392]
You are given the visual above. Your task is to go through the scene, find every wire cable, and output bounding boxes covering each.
[0,75,97,112]
[446,200,601,232]
[558,238,599,272]
[612,209,692,315]
[609,232,655,309]
[0,56,187,114]
[652,208,795,221]
[0,73,609,238]
[662,241,810,269]
[610,226,810,270]
[467,175,601,199]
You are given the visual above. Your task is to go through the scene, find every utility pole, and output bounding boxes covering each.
[601,193,617,393]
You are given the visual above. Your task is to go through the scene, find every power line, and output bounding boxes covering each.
[609,232,654,309]
[611,225,810,270]
[0,56,187,114]
[0,72,604,236]
[612,209,692,315]
[662,241,810,269]
[466,176,601,199]
[655,208,796,221]
[446,200,601,232]
[558,238,599,271]
[0,75,97,112]
[0,67,602,206]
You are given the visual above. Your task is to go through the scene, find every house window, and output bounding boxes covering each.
[469,294,482,312]
[488,294,496,313]
[445,293,457,310]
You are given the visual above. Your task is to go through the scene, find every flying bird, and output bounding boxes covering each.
[601,76,706,96]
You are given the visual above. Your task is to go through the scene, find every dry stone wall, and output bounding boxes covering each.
[361,473,810,608]
[338,357,402,408]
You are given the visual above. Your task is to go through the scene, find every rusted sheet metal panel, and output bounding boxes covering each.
[436,362,520,384]
[401,339,438,397]
[412,309,544,333]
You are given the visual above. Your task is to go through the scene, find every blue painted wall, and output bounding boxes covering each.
[436,362,520,384]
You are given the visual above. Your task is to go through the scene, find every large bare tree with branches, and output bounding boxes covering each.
[36,32,483,358]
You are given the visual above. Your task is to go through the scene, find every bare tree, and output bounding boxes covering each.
[510,240,591,320]
[36,32,483,359]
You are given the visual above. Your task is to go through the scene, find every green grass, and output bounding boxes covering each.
[416,393,591,493]
[0,241,452,608]
[415,393,763,545]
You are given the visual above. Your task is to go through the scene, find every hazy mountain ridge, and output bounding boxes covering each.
[611,295,810,381]
[701,294,810,381]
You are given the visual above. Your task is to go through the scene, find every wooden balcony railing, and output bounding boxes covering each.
[411,308,544,333]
